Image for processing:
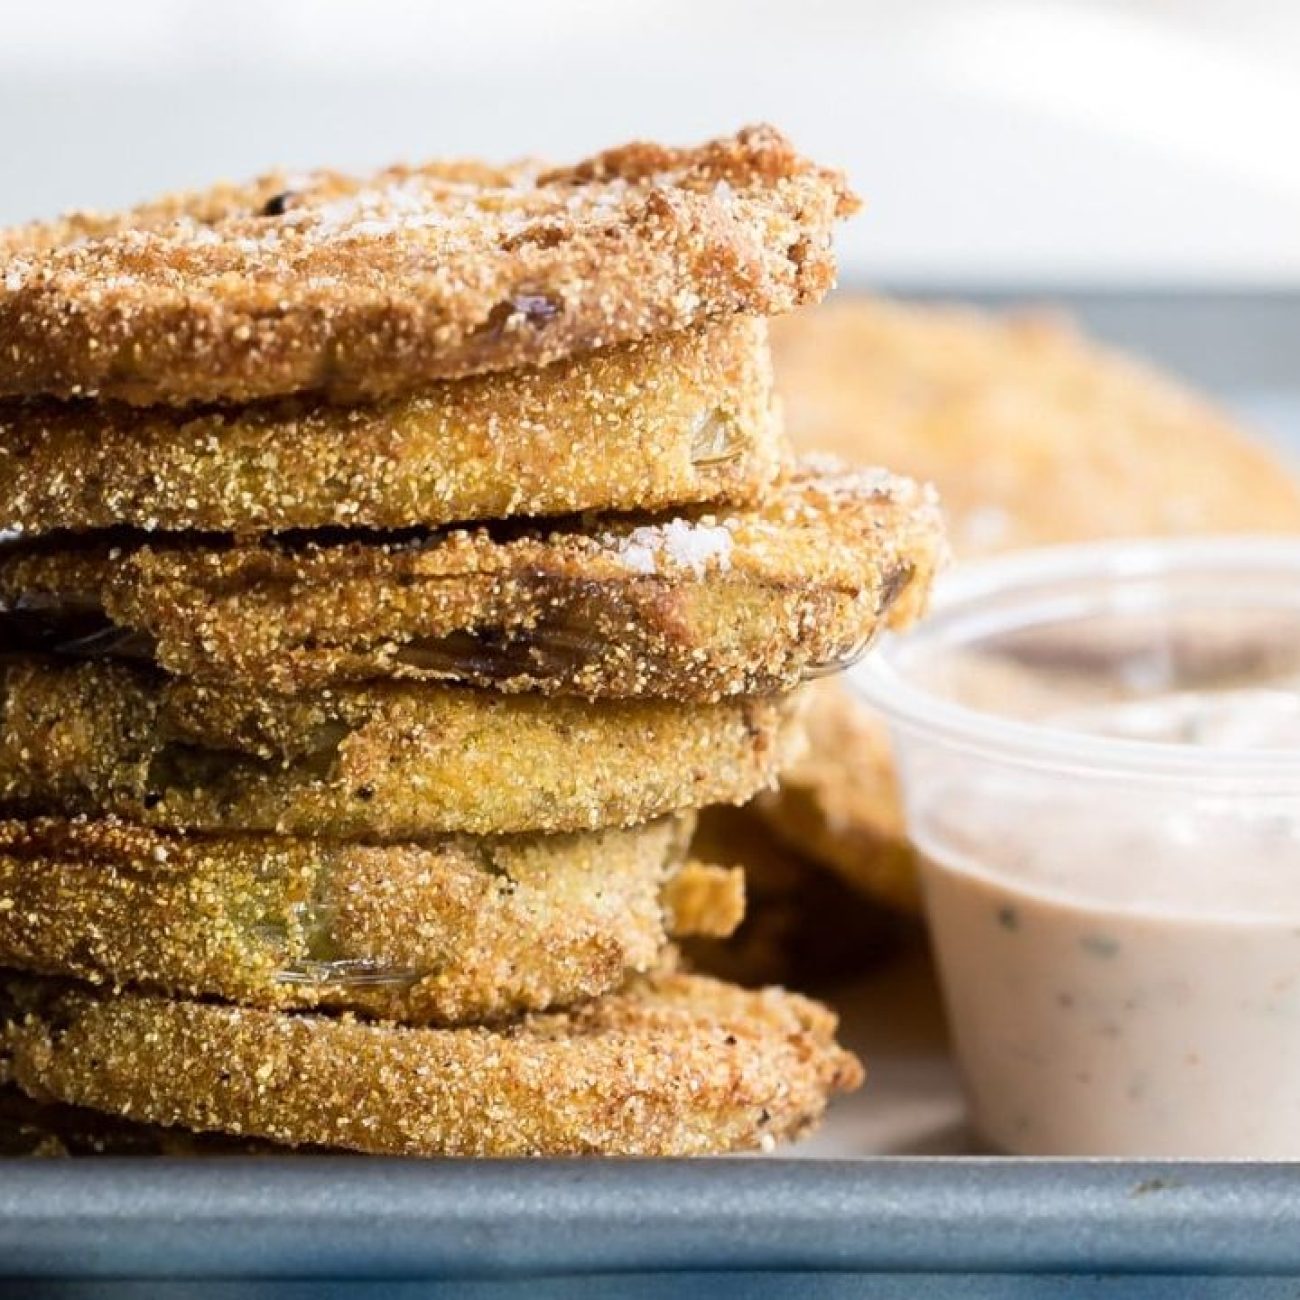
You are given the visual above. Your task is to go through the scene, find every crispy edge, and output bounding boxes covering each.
[1,972,864,1156]
[0,126,858,404]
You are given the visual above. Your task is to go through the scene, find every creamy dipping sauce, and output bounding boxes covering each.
[914,688,1300,1157]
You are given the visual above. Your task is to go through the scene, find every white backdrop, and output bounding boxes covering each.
[2,0,1299,284]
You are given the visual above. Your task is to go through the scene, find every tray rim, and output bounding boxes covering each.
[1,1156,1300,1279]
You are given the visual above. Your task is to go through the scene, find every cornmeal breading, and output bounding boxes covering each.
[0,816,735,1024]
[0,319,780,536]
[0,661,804,837]
[0,126,856,405]
[1,972,862,1156]
[0,462,944,699]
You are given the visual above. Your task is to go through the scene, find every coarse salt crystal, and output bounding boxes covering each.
[613,519,733,578]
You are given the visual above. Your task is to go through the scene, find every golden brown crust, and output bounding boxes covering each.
[1,972,863,1155]
[0,462,944,700]
[0,319,780,536]
[761,296,1300,911]
[0,816,720,1023]
[662,858,746,940]
[0,126,858,406]
[0,661,804,837]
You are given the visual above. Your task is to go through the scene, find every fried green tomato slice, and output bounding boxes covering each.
[0,971,862,1156]
[0,319,779,536]
[0,661,802,837]
[0,125,856,406]
[0,462,944,699]
[0,816,743,1024]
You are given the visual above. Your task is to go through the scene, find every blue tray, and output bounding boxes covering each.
[1,1156,1300,1294]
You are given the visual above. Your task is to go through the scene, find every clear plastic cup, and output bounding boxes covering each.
[852,539,1300,1157]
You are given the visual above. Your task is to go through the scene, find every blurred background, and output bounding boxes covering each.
[2,0,1299,287]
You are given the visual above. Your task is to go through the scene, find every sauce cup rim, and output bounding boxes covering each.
[851,536,1300,787]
